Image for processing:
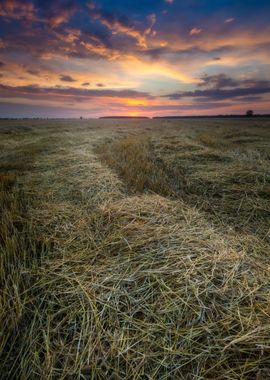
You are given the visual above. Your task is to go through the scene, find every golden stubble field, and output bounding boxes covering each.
[1,118,270,379]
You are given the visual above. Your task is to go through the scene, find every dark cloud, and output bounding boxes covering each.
[199,74,270,90]
[60,75,76,82]
[237,96,262,102]
[163,74,270,101]
[0,84,152,100]
[27,69,39,75]
[0,61,5,67]
[0,18,116,61]
[82,82,90,86]
[164,86,270,101]
[96,83,105,87]
[199,74,239,88]
[143,45,233,62]
[0,0,36,21]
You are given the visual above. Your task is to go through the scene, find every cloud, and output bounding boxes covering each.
[145,13,157,37]
[0,0,36,21]
[80,40,116,59]
[0,15,116,61]
[163,74,270,101]
[59,74,76,82]
[198,74,239,88]
[87,3,156,49]
[47,4,78,28]
[198,74,270,90]
[163,85,270,101]
[0,1,78,32]
[189,28,202,36]
[0,61,5,67]
[96,83,105,87]
[236,96,262,102]
[27,68,39,75]
[1,0,270,118]
[0,84,152,101]
[224,18,235,23]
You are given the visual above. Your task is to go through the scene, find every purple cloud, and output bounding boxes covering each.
[60,75,76,82]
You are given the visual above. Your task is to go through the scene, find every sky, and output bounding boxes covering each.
[0,0,270,118]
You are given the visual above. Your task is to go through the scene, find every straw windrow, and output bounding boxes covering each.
[0,118,270,379]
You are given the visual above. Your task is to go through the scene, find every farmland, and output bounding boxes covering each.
[1,118,270,379]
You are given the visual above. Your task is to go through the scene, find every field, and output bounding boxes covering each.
[1,118,270,379]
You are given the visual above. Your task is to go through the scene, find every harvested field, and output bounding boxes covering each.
[0,118,270,379]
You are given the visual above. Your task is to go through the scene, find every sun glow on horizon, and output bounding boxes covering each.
[126,99,149,106]
[128,111,140,117]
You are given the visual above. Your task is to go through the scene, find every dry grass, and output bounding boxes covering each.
[96,135,186,196]
[96,128,270,238]
[0,174,47,374]
[1,118,270,379]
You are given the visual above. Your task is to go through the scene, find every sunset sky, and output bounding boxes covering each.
[0,0,270,117]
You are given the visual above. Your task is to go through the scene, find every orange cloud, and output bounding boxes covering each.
[80,41,119,59]
[48,6,77,28]
[88,3,156,49]
[55,28,81,44]
[102,18,148,48]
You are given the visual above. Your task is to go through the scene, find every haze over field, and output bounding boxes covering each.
[0,0,270,117]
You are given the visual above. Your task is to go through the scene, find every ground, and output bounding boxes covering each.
[0,118,270,379]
